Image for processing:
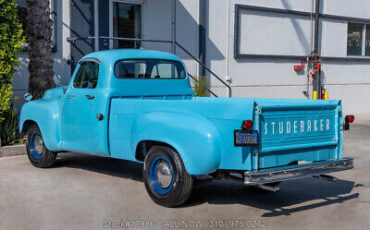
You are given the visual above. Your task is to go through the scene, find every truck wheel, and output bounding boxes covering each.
[143,146,193,207]
[26,125,57,168]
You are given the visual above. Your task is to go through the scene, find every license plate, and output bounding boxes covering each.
[234,130,259,146]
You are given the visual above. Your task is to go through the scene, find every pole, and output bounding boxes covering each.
[313,0,320,55]
[312,0,321,99]
[94,0,99,51]
[171,0,176,54]
[199,0,206,77]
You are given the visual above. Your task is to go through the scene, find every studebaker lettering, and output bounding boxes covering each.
[263,119,331,135]
[19,49,354,207]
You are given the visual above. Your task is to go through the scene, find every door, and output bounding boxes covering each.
[109,0,142,49]
[62,60,107,156]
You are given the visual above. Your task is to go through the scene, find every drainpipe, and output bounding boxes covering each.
[313,0,320,56]
[199,0,206,77]
[171,0,176,54]
[94,0,99,51]
[312,0,321,99]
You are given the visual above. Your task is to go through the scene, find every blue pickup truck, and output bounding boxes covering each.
[19,49,353,207]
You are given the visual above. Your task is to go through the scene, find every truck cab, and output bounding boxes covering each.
[20,49,353,207]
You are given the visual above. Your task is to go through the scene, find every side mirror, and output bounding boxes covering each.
[24,93,32,101]
[53,74,62,87]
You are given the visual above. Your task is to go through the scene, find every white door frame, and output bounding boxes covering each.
[108,0,144,49]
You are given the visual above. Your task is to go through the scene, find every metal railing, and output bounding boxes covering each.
[67,36,232,97]
[175,42,231,97]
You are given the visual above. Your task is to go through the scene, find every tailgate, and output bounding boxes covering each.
[255,100,341,169]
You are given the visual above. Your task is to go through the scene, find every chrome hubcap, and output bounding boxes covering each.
[156,161,172,188]
[34,135,44,154]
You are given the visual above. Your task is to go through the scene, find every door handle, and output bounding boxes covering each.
[67,95,75,99]
[85,95,95,99]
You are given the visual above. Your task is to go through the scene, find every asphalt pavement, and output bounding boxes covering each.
[0,119,369,230]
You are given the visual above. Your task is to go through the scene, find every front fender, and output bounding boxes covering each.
[19,89,64,151]
[131,112,221,175]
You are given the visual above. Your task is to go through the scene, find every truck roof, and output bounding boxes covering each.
[78,49,194,97]
[81,49,183,63]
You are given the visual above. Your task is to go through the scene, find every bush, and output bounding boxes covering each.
[0,0,25,121]
[193,78,207,97]
[0,106,18,145]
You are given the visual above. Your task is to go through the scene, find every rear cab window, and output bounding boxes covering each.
[114,59,186,79]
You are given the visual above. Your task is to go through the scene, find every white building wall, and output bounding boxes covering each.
[324,0,370,19]
[239,11,313,56]
[207,0,370,114]
[142,0,199,78]
[174,0,199,77]
[13,0,200,111]
[12,0,370,115]
[320,0,370,114]
[141,0,172,53]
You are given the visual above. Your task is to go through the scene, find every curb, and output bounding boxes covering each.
[0,145,27,158]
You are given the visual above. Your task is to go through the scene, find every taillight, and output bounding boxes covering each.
[344,115,355,130]
[242,120,253,130]
[347,115,355,123]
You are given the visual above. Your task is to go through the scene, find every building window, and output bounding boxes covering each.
[112,2,141,49]
[347,23,363,56]
[347,22,370,56]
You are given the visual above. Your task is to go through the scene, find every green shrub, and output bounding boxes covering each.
[0,106,18,145]
[0,0,25,121]
[193,78,207,97]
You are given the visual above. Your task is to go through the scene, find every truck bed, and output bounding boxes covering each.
[108,96,342,174]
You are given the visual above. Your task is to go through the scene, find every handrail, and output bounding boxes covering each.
[67,37,95,42]
[66,36,231,97]
[175,42,231,97]
[99,36,173,44]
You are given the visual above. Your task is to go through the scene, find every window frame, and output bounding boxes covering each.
[72,59,101,89]
[365,24,370,56]
[113,59,187,80]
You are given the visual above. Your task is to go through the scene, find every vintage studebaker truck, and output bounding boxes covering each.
[20,49,354,207]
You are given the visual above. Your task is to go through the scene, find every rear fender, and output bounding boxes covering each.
[131,112,221,175]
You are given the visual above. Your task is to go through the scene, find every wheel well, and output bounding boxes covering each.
[135,140,176,162]
[22,120,38,133]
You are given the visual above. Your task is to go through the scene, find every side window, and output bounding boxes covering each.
[73,61,100,88]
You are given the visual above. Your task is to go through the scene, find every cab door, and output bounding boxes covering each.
[62,60,108,156]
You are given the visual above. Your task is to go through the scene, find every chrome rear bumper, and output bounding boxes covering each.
[244,157,353,185]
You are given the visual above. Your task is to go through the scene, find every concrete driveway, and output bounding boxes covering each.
[0,121,369,230]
